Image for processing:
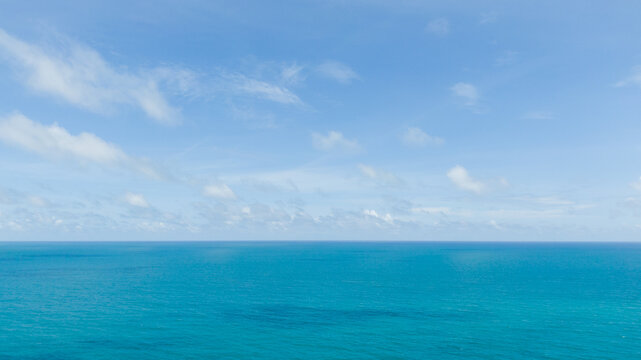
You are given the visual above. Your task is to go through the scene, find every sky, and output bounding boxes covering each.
[1,0,641,241]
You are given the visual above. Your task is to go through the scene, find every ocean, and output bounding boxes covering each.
[0,242,640,359]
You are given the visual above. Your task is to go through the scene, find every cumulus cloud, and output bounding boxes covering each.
[0,28,180,125]
[426,18,449,36]
[125,193,149,208]
[203,183,236,200]
[402,127,444,147]
[450,82,479,106]
[0,113,159,178]
[358,164,401,185]
[317,61,359,84]
[447,165,485,194]
[312,131,359,152]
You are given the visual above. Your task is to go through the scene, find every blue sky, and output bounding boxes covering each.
[1,0,641,241]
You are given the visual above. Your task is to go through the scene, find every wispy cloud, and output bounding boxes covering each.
[28,195,51,208]
[164,67,304,108]
[447,165,485,194]
[0,28,310,115]
[402,127,444,147]
[232,75,302,104]
[281,63,305,85]
[358,164,401,185]
[411,207,451,215]
[615,66,641,88]
[0,28,180,125]
[514,196,575,206]
[450,82,479,106]
[316,61,359,84]
[426,18,449,36]
[312,131,360,152]
[0,112,160,178]
[203,183,236,200]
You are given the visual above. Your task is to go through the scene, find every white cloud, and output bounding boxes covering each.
[0,29,308,118]
[0,28,180,125]
[402,127,444,147]
[363,209,394,224]
[203,184,236,200]
[235,77,301,104]
[312,131,360,152]
[357,164,400,185]
[316,61,359,84]
[125,193,149,208]
[488,219,503,230]
[0,112,159,178]
[426,18,449,36]
[450,82,479,106]
[447,165,485,194]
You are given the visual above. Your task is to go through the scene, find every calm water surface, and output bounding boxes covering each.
[1,242,640,359]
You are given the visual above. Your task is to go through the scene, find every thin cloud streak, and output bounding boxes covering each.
[316,61,359,84]
[0,28,181,125]
[0,112,161,178]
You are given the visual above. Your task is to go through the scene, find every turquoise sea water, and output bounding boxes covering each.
[1,242,640,359]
